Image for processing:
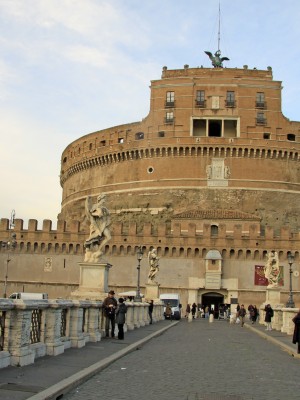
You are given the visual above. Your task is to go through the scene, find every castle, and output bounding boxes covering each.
[1,61,300,310]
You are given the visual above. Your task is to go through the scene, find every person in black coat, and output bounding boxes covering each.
[115,298,127,340]
[292,310,300,354]
[103,290,118,338]
[148,300,154,324]
[264,304,274,331]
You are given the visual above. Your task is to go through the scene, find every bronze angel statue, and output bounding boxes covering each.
[205,50,229,68]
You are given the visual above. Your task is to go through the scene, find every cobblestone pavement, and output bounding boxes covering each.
[62,319,299,400]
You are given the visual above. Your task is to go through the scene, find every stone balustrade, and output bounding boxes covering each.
[259,306,299,334]
[0,299,163,369]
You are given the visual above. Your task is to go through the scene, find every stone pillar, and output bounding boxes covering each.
[69,301,87,348]
[138,304,145,327]
[0,299,14,368]
[143,303,150,325]
[7,303,34,366]
[265,287,283,308]
[281,308,298,334]
[44,301,66,356]
[272,308,283,331]
[86,301,102,342]
[133,304,140,329]
[145,283,160,302]
[70,262,112,301]
[126,303,135,330]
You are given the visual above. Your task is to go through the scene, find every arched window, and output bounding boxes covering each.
[211,225,218,236]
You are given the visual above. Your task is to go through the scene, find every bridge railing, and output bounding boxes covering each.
[0,299,164,369]
[259,306,298,334]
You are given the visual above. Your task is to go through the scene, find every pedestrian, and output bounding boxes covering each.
[292,310,300,354]
[251,305,258,324]
[115,297,127,340]
[165,303,173,320]
[238,304,246,327]
[103,290,118,338]
[148,299,154,324]
[191,302,197,319]
[264,303,274,331]
[185,303,191,318]
[204,305,210,319]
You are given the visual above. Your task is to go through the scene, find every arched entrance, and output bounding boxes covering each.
[201,292,224,318]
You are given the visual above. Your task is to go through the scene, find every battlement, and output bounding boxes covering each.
[1,218,299,247]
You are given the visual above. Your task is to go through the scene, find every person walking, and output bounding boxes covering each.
[103,290,118,338]
[115,297,127,340]
[204,305,210,319]
[251,305,258,324]
[292,310,300,354]
[185,304,191,318]
[264,304,274,331]
[148,299,154,324]
[165,303,173,320]
[191,303,197,319]
[238,304,246,327]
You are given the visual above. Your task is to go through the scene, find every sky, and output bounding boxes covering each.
[0,0,300,229]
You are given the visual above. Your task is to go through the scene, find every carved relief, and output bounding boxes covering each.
[44,257,52,272]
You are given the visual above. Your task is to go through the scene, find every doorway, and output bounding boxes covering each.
[201,292,224,318]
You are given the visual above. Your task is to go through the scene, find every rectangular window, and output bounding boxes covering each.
[256,112,266,125]
[158,131,165,138]
[256,92,265,108]
[196,90,205,107]
[166,91,175,107]
[135,132,144,140]
[165,111,174,124]
[226,91,235,108]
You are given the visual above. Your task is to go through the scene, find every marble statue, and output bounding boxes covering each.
[84,194,111,262]
[147,248,159,284]
[264,251,280,288]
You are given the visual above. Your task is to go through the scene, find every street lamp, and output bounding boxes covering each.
[2,210,16,298]
[286,252,295,308]
[134,246,143,302]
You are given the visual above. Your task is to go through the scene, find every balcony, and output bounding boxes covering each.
[256,118,267,126]
[225,100,236,108]
[256,101,267,109]
[165,117,175,124]
[195,100,206,108]
[165,101,175,108]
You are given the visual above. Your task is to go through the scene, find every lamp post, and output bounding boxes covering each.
[286,252,295,308]
[134,246,143,302]
[3,210,16,298]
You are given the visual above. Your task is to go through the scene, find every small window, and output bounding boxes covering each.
[256,112,266,125]
[135,132,144,140]
[196,90,205,107]
[166,91,175,107]
[165,112,174,124]
[256,92,265,108]
[100,140,106,146]
[118,138,124,143]
[263,133,270,140]
[211,225,219,236]
[287,134,296,141]
[89,143,93,150]
[158,131,165,138]
[63,157,67,163]
[226,91,235,107]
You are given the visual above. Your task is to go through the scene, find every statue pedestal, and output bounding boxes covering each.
[70,262,111,300]
[145,283,160,301]
[264,287,283,308]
